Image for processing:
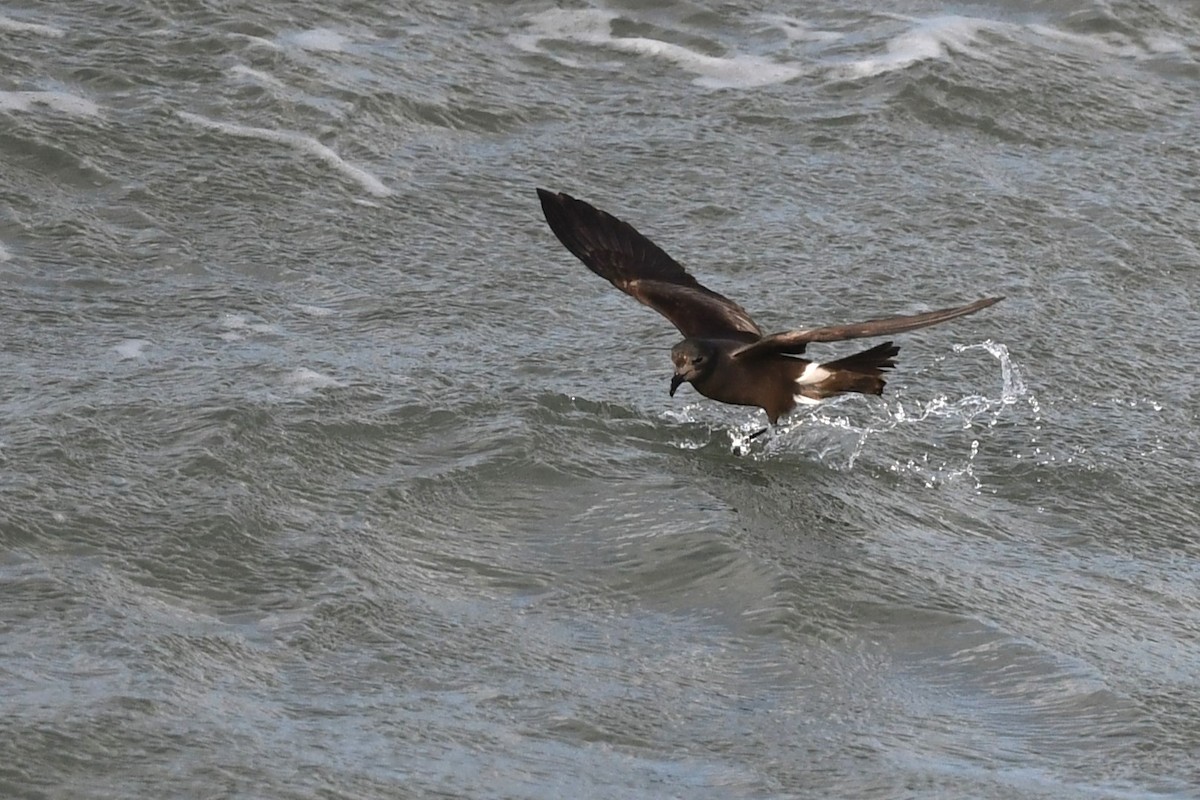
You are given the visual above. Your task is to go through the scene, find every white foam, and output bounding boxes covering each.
[661,404,703,424]
[521,8,617,43]
[285,28,350,52]
[230,32,281,51]
[757,15,843,44]
[1143,34,1186,55]
[228,64,285,88]
[516,8,803,89]
[113,339,149,360]
[218,313,248,341]
[0,241,11,262]
[0,15,65,37]
[295,304,336,317]
[1026,23,1143,59]
[286,368,346,391]
[837,16,998,79]
[833,16,1188,81]
[1024,21,1200,63]
[0,91,101,117]
[611,36,803,89]
[178,111,392,197]
[217,313,281,341]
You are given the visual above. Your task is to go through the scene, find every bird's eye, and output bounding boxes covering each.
[694,356,706,364]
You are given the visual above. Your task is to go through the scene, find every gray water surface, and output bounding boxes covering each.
[2,1,1199,798]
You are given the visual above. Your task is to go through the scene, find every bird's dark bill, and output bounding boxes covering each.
[669,375,684,396]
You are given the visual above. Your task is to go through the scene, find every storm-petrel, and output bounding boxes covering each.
[538,189,1002,426]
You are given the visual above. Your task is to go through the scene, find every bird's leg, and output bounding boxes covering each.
[748,426,769,441]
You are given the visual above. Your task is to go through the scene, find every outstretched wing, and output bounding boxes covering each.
[537,189,762,340]
[733,296,1003,359]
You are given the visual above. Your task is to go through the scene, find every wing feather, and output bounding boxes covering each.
[733,297,1003,359]
[538,189,761,340]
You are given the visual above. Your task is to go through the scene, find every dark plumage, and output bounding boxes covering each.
[537,188,1002,425]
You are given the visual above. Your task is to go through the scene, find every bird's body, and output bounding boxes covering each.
[669,337,902,423]
[537,188,1001,425]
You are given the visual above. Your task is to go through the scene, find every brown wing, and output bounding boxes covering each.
[537,189,761,340]
[732,296,1003,359]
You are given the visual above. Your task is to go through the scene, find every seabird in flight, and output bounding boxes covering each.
[537,189,1001,429]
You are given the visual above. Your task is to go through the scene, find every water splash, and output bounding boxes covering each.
[727,420,769,457]
[954,340,1041,419]
[712,340,1039,489]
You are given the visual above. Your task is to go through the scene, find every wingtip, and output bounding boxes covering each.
[536,187,572,206]
[537,188,578,226]
[963,295,1003,313]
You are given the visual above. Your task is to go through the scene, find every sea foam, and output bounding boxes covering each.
[0,91,101,117]
[227,64,285,88]
[284,28,351,53]
[515,8,803,89]
[0,15,65,37]
[285,368,346,392]
[835,16,999,79]
[178,111,392,197]
[113,339,149,360]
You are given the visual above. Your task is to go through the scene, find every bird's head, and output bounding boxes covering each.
[670,340,716,396]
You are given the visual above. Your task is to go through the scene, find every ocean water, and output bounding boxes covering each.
[2,0,1199,797]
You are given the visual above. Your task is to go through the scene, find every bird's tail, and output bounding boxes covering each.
[794,342,899,401]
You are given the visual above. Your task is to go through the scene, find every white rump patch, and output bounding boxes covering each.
[793,361,831,405]
[794,361,831,386]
